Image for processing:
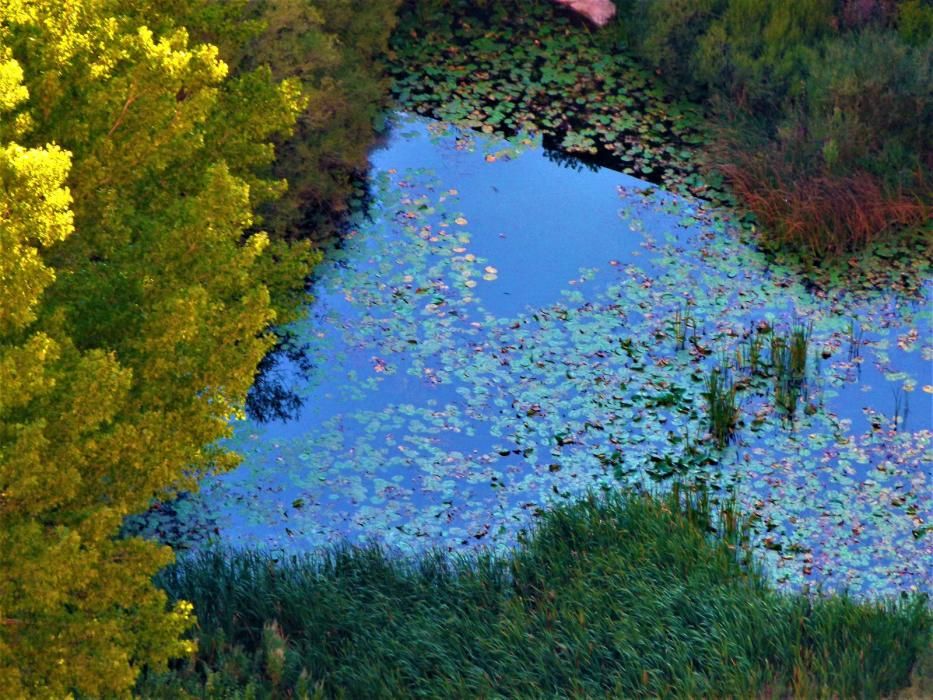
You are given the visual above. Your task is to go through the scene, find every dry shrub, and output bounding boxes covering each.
[715,147,929,256]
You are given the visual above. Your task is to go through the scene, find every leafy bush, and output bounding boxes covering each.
[636,0,723,97]
[707,27,931,254]
[800,29,931,187]
[837,0,898,30]
[898,0,933,45]
[618,0,835,112]
[610,0,931,254]
[159,0,400,244]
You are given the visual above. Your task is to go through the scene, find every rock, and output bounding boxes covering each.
[554,0,617,26]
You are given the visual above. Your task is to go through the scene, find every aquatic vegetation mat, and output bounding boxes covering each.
[126,117,932,599]
[388,0,719,201]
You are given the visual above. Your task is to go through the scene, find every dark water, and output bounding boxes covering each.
[135,115,931,598]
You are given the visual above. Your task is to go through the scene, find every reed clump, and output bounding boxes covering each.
[769,321,813,419]
[703,364,739,449]
[734,320,817,421]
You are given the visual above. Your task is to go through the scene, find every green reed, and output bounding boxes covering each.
[770,321,813,419]
[703,364,739,449]
[136,485,930,700]
[671,305,698,352]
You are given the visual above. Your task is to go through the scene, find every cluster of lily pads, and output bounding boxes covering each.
[388,0,721,202]
[128,118,931,600]
[388,0,933,299]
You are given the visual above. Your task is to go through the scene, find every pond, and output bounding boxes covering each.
[133,114,931,599]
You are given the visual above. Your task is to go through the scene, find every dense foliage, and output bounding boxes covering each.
[0,0,401,695]
[609,0,931,253]
[250,0,401,243]
[176,0,402,243]
[138,488,931,698]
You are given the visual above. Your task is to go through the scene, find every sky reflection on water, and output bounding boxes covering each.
[140,115,931,599]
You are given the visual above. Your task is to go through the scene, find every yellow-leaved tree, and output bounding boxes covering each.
[0,1,311,695]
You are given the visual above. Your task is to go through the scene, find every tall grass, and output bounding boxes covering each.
[670,305,699,352]
[703,364,740,449]
[769,321,814,420]
[715,148,929,256]
[137,487,930,698]
[735,328,766,376]
[733,320,818,421]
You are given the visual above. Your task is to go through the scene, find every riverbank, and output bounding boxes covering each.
[137,486,930,698]
[390,0,930,258]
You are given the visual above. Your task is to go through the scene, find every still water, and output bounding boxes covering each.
[136,114,931,598]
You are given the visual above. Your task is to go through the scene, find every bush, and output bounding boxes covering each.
[708,27,932,254]
[620,0,835,113]
[898,0,933,45]
[636,0,723,97]
[611,0,931,254]
[800,29,932,187]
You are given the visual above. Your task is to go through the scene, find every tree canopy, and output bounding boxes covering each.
[0,1,313,695]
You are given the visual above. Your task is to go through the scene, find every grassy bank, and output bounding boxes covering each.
[137,487,930,698]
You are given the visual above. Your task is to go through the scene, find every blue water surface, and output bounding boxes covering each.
[139,115,931,598]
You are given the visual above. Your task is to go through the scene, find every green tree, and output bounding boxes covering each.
[0,1,309,695]
[223,0,401,241]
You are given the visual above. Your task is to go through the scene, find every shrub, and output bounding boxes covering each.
[898,0,933,45]
[618,0,835,112]
[636,0,724,96]
[800,29,932,187]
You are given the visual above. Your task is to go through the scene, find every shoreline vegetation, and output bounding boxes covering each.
[137,487,931,698]
[393,0,931,256]
[1,0,929,696]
